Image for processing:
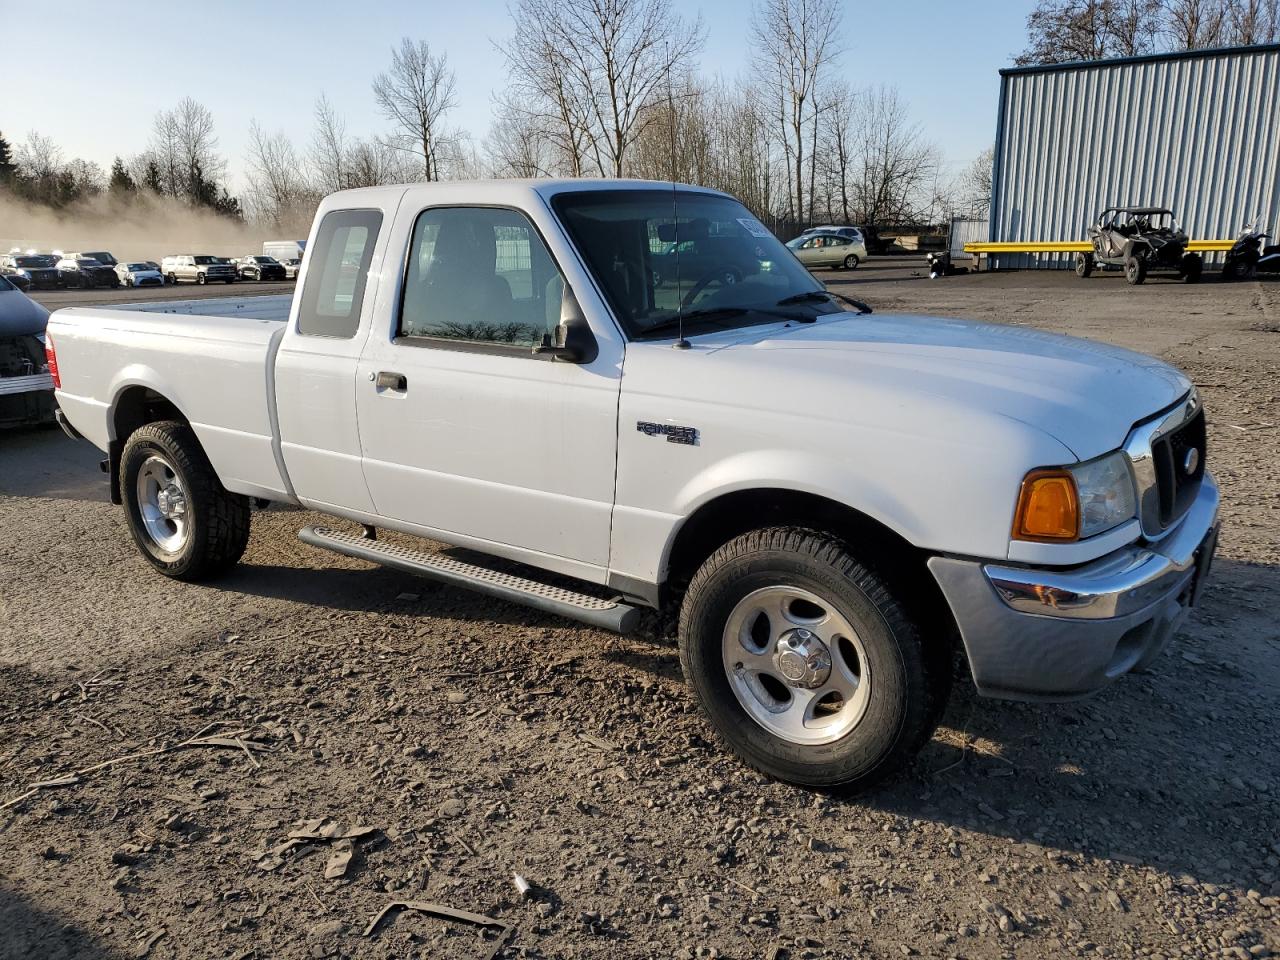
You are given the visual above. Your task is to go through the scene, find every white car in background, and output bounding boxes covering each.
[116,262,165,288]
[281,258,302,279]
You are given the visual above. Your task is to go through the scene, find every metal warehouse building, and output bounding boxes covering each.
[989,43,1280,268]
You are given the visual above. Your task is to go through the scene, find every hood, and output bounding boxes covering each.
[699,312,1190,459]
[0,286,51,337]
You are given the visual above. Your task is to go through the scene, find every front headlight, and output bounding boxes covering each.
[1070,451,1137,538]
[1013,451,1136,542]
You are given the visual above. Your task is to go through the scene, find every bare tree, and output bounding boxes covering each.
[309,93,349,193]
[1221,0,1279,40]
[957,146,995,217]
[245,121,316,228]
[14,131,63,181]
[485,94,558,177]
[1161,0,1228,47]
[503,0,704,178]
[146,98,226,203]
[372,38,458,181]
[751,0,843,222]
[851,86,938,225]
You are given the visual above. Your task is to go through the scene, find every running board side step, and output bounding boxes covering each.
[298,525,641,634]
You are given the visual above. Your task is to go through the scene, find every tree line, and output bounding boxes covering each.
[5,0,1273,239]
[1017,0,1278,64]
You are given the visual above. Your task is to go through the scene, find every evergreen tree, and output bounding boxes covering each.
[108,157,136,195]
[143,158,164,193]
[0,131,16,184]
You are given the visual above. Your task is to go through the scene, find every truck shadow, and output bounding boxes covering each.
[0,886,127,959]
[603,556,1279,896]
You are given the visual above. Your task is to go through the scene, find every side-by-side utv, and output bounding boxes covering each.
[1076,206,1202,285]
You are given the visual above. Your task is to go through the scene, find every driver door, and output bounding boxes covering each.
[354,201,624,575]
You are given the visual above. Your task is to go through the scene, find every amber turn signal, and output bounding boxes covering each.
[1012,469,1079,542]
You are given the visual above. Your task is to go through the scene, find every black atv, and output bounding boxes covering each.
[1076,206,1202,285]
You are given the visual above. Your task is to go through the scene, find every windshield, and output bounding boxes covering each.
[84,252,115,263]
[552,189,823,339]
[15,256,55,267]
[255,256,277,263]
[127,263,150,270]
[76,259,100,267]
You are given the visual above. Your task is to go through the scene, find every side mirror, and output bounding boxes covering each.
[533,283,598,364]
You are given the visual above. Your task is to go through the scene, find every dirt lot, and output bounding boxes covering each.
[3,260,1278,960]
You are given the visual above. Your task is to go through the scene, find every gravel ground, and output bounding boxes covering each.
[2,261,1278,960]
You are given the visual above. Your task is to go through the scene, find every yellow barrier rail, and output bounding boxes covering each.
[963,239,1236,254]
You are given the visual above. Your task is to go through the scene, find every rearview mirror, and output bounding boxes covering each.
[533,283,598,364]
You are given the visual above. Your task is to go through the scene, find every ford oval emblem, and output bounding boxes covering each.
[1183,447,1200,476]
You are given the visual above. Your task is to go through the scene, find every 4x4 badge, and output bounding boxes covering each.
[637,421,699,446]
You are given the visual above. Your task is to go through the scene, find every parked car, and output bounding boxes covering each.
[116,262,165,288]
[1221,217,1280,280]
[800,225,888,255]
[236,255,287,281]
[69,250,119,268]
[648,220,761,287]
[47,180,1218,793]
[161,255,237,285]
[56,257,120,289]
[0,266,32,292]
[1,254,61,290]
[800,225,862,241]
[0,274,55,426]
[786,230,868,270]
[281,257,302,279]
[1077,206,1202,285]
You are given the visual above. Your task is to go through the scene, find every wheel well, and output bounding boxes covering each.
[106,387,188,505]
[113,386,187,442]
[664,489,957,641]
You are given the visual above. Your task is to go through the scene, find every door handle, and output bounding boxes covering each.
[375,371,407,390]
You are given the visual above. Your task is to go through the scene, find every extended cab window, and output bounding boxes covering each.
[297,208,382,339]
[398,206,563,349]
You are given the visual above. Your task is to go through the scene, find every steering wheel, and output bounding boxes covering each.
[680,266,742,308]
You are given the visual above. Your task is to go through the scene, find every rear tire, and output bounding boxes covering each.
[678,526,937,792]
[120,421,250,581]
[1075,252,1094,278]
[1124,255,1147,285]
[1181,253,1202,283]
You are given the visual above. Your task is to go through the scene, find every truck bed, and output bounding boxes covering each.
[47,303,293,501]
[99,294,293,322]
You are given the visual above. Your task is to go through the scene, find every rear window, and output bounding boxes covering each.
[296,209,382,339]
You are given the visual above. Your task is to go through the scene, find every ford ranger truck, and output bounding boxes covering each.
[45,180,1220,791]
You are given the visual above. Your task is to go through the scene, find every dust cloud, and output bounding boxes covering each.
[0,192,302,264]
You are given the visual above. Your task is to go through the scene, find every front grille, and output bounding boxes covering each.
[1152,407,1205,528]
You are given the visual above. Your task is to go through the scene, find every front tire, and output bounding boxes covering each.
[196,272,207,285]
[843,254,860,270]
[1075,252,1093,278]
[1124,255,1147,285]
[678,527,937,792]
[120,421,251,581]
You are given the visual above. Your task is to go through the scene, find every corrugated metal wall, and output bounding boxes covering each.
[991,44,1280,268]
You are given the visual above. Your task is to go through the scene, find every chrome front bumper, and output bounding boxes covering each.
[928,474,1220,701]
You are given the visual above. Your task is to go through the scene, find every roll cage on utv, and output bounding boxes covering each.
[1077,206,1202,285]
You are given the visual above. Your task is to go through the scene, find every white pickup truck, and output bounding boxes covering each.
[47,180,1219,791]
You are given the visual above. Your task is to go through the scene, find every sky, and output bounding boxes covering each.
[1,0,1038,194]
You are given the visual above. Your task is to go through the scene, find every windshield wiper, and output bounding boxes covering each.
[638,307,748,339]
[776,290,873,314]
